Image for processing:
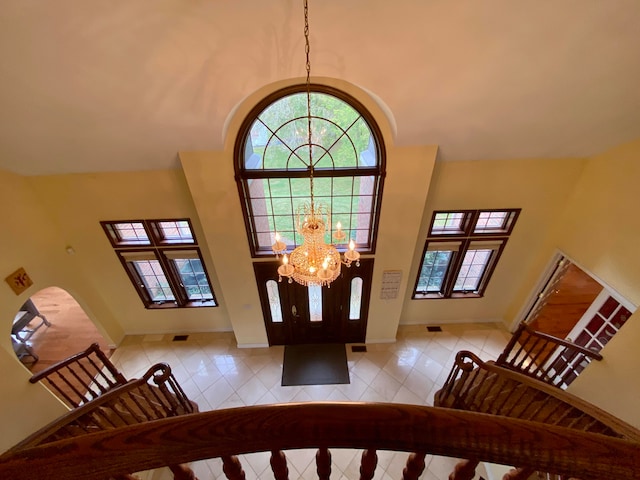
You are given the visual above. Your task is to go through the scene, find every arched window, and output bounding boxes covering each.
[235,85,385,257]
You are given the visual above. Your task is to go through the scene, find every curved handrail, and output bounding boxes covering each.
[0,403,638,480]
[436,350,640,441]
[498,323,603,364]
[496,322,603,387]
[29,342,125,384]
[8,362,196,453]
[28,342,127,409]
[519,324,603,360]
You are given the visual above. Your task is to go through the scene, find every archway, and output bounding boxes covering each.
[10,286,112,372]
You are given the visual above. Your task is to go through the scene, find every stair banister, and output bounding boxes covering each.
[0,402,638,480]
[8,362,196,453]
[437,350,640,440]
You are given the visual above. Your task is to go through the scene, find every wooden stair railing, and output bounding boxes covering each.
[0,403,638,480]
[435,350,640,480]
[29,342,127,408]
[435,350,639,440]
[10,362,198,452]
[496,322,602,388]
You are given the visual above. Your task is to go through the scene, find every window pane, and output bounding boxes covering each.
[598,296,620,318]
[308,285,322,322]
[431,212,466,234]
[172,259,215,302]
[611,306,631,329]
[251,93,364,170]
[586,315,604,335]
[454,249,492,292]
[133,260,175,301]
[266,280,283,323]
[157,221,194,243]
[417,250,452,292]
[349,277,363,320]
[115,222,149,244]
[474,211,508,232]
[250,175,376,251]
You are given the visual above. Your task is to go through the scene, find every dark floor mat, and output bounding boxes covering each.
[281,343,350,386]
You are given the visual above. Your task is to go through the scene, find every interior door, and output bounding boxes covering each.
[253,259,373,345]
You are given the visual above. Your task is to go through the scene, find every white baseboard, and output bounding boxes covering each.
[364,337,397,344]
[236,343,270,349]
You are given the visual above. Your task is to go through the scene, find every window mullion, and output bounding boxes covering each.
[157,250,188,306]
[443,239,468,297]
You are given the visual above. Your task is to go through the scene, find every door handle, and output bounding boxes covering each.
[291,305,299,318]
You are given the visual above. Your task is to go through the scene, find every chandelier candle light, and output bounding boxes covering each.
[271,0,360,287]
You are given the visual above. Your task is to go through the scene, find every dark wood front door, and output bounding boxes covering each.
[253,259,373,345]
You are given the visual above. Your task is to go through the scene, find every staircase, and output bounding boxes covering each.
[495,322,603,388]
[435,350,639,439]
[28,342,128,408]
[15,343,199,480]
[434,325,640,480]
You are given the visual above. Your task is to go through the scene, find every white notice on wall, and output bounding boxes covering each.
[380,270,402,299]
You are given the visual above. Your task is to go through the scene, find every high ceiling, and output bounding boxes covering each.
[1,0,639,175]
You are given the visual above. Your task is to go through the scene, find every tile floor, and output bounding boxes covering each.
[110,323,512,480]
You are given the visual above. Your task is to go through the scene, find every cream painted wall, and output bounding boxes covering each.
[553,139,640,428]
[554,139,640,306]
[400,157,587,326]
[26,170,232,336]
[0,170,78,452]
[180,151,267,346]
[366,145,437,342]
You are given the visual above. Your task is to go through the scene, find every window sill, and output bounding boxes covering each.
[413,293,445,300]
[145,300,218,309]
[412,292,483,300]
[450,292,482,299]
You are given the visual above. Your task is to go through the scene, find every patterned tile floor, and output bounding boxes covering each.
[110,323,512,480]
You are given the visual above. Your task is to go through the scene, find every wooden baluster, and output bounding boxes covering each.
[270,450,289,480]
[359,448,377,480]
[497,322,526,366]
[502,467,535,480]
[316,447,331,480]
[402,452,426,480]
[222,455,246,480]
[449,459,479,480]
[169,464,198,480]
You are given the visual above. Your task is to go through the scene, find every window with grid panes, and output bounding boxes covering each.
[101,219,217,309]
[234,84,385,257]
[413,209,520,299]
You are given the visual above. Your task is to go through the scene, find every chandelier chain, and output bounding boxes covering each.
[272,0,360,287]
[304,0,314,212]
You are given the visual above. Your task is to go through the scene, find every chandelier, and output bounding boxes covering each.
[271,0,360,287]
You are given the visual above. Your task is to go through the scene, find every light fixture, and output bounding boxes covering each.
[271,0,360,287]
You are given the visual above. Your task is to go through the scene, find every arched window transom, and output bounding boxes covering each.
[235,85,385,257]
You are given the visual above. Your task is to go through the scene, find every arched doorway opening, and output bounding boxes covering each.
[10,286,112,372]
